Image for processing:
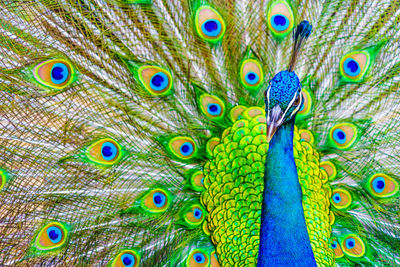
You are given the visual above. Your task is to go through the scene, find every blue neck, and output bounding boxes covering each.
[257,118,316,266]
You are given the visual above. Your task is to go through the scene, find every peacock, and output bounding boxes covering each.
[1,0,400,266]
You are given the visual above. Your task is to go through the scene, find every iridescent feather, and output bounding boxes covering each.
[0,0,400,266]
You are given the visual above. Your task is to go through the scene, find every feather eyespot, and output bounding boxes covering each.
[320,161,337,181]
[267,0,294,38]
[240,59,264,90]
[299,129,314,144]
[367,173,399,198]
[340,51,370,82]
[138,65,172,95]
[110,250,140,267]
[297,88,312,118]
[86,138,122,166]
[331,238,344,258]
[187,249,209,267]
[169,136,197,159]
[329,123,357,149]
[168,136,197,160]
[32,59,75,90]
[184,205,205,226]
[341,234,365,258]
[210,251,220,267]
[206,137,220,157]
[190,171,205,191]
[195,6,225,42]
[141,189,170,213]
[199,94,225,120]
[33,222,68,251]
[331,189,352,209]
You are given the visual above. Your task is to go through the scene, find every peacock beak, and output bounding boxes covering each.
[266,104,284,142]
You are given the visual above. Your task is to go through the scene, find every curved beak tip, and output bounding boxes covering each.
[266,124,278,143]
[266,104,283,143]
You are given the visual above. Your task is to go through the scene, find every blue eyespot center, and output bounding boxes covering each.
[205,21,217,31]
[152,75,164,86]
[332,193,341,203]
[153,192,166,207]
[207,103,222,116]
[48,230,59,240]
[201,19,222,37]
[333,129,347,144]
[209,104,218,112]
[346,238,356,249]
[101,142,118,161]
[372,177,386,193]
[271,14,289,31]
[201,177,204,184]
[46,226,62,243]
[245,72,259,85]
[194,252,205,263]
[150,72,169,91]
[154,195,162,204]
[52,67,63,80]
[331,241,337,249]
[180,142,194,156]
[51,63,69,84]
[194,208,202,219]
[102,146,113,157]
[343,58,361,77]
[121,253,135,267]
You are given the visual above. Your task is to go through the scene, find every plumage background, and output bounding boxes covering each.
[0,0,400,266]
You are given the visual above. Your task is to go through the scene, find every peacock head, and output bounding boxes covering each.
[264,70,302,141]
[264,20,312,142]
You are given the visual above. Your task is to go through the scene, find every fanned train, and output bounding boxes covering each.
[0,0,400,266]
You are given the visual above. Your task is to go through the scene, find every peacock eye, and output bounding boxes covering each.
[330,188,352,209]
[297,88,312,118]
[331,238,344,258]
[195,6,225,42]
[141,189,171,213]
[183,204,205,227]
[210,250,220,266]
[86,138,122,166]
[194,253,206,263]
[138,65,173,95]
[110,250,140,267]
[341,235,365,258]
[329,123,357,150]
[339,51,370,82]
[320,161,337,181]
[33,222,68,251]
[32,59,75,90]
[240,59,264,90]
[200,94,225,120]
[187,249,209,267]
[299,129,314,144]
[266,0,294,38]
[190,171,205,192]
[168,136,197,160]
[367,173,399,198]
